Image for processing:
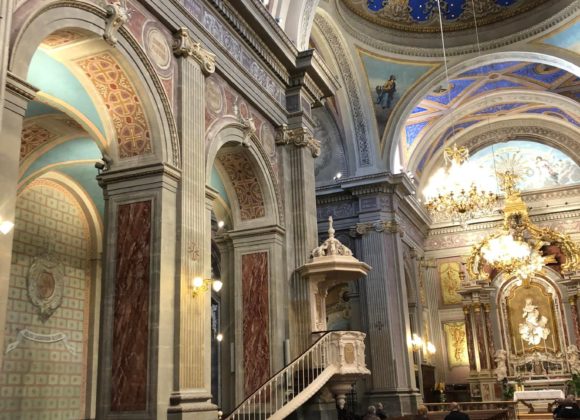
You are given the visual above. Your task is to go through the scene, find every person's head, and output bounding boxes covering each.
[418,405,428,415]
[389,75,396,80]
[450,402,460,411]
[368,405,377,414]
[377,403,384,410]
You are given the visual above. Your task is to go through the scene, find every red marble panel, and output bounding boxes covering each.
[242,252,270,396]
[111,201,151,411]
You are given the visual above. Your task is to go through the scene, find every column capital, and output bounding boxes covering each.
[275,125,320,157]
[173,27,216,75]
[351,219,401,237]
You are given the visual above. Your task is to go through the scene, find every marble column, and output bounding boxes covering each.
[167,28,218,419]
[96,163,179,420]
[228,226,286,404]
[484,304,496,369]
[0,73,36,369]
[463,305,477,371]
[473,303,489,370]
[276,126,320,356]
[568,295,580,347]
[355,219,419,414]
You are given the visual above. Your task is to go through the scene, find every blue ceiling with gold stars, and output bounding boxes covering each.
[342,0,547,32]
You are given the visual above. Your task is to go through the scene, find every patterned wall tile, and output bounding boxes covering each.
[20,123,58,160]
[42,30,86,48]
[0,181,90,420]
[217,150,266,220]
[76,53,152,158]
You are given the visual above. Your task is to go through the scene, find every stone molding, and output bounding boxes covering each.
[173,27,216,75]
[103,2,129,46]
[5,71,37,102]
[313,13,370,167]
[409,91,580,173]
[333,0,579,57]
[352,219,401,237]
[275,125,321,157]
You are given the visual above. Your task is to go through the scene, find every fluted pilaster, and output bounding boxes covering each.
[278,126,319,355]
[168,28,217,418]
[357,221,416,393]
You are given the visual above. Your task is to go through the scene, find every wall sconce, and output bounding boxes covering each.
[411,334,423,352]
[426,341,436,355]
[191,276,223,298]
[0,220,14,235]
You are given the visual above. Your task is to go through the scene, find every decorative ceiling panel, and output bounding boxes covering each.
[344,0,547,32]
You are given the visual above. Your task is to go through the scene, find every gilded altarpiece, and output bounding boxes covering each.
[497,276,568,375]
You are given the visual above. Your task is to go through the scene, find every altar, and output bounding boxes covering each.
[513,389,564,401]
[513,389,565,413]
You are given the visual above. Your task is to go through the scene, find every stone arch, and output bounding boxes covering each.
[206,118,282,229]
[410,89,580,179]
[417,116,580,189]
[311,10,377,173]
[9,2,179,167]
[268,0,319,50]
[387,51,580,171]
[2,175,103,419]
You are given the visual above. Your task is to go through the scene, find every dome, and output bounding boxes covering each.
[341,0,548,32]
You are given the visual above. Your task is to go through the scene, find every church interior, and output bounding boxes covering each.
[0,0,579,419]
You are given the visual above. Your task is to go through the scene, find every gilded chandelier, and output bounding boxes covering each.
[423,145,498,222]
[466,171,580,281]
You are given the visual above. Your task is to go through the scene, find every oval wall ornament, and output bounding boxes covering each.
[27,253,65,322]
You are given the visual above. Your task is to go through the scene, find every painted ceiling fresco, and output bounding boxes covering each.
[359,50,437,147]
[469,140,580,192]
[403,61,580,171]
[343,0,547,32]
[540,19,580,55]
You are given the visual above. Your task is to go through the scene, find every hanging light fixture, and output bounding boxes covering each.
[422,1,497,223]
[466,171,580,281]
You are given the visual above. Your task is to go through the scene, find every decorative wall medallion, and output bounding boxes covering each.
[206,78,223,115]
[27,253,64,322]
[145,27,172,71]
[259,123,275,157]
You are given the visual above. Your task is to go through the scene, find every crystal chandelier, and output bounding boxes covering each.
[423,145,498,222]
[467,171,580,281]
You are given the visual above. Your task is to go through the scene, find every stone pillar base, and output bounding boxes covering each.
[167,391,218,420]
[367,390,421,416]
[288,399,337,420]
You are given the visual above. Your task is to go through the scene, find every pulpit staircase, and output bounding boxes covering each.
[224,330,370,420]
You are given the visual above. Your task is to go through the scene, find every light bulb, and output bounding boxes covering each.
[212,280,223,292]
[217,220,225,229]
[0,221,14,235]
[192,276,203,288]
[216,333,223,342]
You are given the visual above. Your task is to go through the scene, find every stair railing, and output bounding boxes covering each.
[226,332,334,420]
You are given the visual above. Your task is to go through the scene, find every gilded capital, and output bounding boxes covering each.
[173,27,216,75]
[275,125,321,158]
